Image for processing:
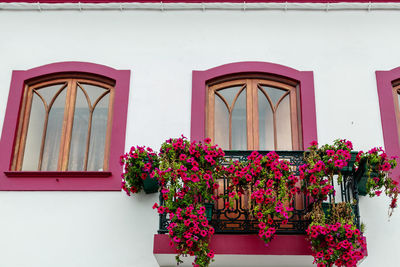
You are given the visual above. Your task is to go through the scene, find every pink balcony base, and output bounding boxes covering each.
[154,234,312,255]
[154,234,367,266]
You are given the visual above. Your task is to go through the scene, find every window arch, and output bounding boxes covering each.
[0,62,130,190]
[191,62,317,150]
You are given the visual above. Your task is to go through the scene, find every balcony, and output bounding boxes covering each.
[154,150,363,266]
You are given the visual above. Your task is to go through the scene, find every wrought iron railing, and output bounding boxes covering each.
[158,150,361,235]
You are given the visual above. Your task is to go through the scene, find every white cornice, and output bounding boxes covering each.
[1,2,400,11]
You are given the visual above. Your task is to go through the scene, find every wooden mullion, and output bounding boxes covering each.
[289,88,300,150]
[252,80,260,150]
[58,80,77,171]
[245,80,253,150]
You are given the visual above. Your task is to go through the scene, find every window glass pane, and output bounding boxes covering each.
[214,95,229,150]
[79,83,108,104]
[68,86,90,171]
[41,87,67,171]
[218,85,242,106]
[276,95,292,150]
[258,89,274,150]
[37,84,66,105]
[261,85,286,107]
[87,93,109,171]
[231,87,247,150]
[21,92,46,171]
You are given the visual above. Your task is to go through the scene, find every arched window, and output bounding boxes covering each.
[0,62,130,190]
[12,74,114,171]
[206,75,301,150]
[191,62,317,150]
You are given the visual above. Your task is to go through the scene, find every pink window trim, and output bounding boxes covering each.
[191,61,317,149]
[0,61,130,191]
[376,68,400,184]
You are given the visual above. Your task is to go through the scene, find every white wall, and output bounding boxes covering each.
[0,8,400,267]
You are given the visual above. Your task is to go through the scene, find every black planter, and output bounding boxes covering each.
[143,174,159,194]
[204,203,214,221]
[340,151,358,175]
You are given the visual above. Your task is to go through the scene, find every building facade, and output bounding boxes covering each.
[0,1,400,266]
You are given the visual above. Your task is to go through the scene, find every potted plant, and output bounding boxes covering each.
[354,147,398,215]
[120,145,160,195]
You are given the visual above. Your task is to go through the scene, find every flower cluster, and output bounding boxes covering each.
[120,145,159,195]
[306,202,367,267]
[302,140,353,201]
[155,204,215,266]
[155,136,225,266]
[225,151,300,244]
[307,223,366,267]
[356,147,398,216]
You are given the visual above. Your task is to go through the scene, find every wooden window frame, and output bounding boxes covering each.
[0,62,130,191]
[191,61,317,150]
[12,75,115,172]
[206,75,302,150]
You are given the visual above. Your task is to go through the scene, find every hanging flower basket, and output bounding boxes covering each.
[340,151,358,175]
[204,203,214,221]
[143,175,159,194]
[321,202,357,224]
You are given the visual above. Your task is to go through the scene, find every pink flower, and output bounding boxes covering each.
[207,251,215,258]
[186,239,193,247]
[208,227,215,235]
[310,141,318,147]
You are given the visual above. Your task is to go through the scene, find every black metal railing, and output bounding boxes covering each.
[158,150,361,235]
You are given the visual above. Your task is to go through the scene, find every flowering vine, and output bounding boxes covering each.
[224,151,300,244]
[154,136,224,267]
[301,140,353,202]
